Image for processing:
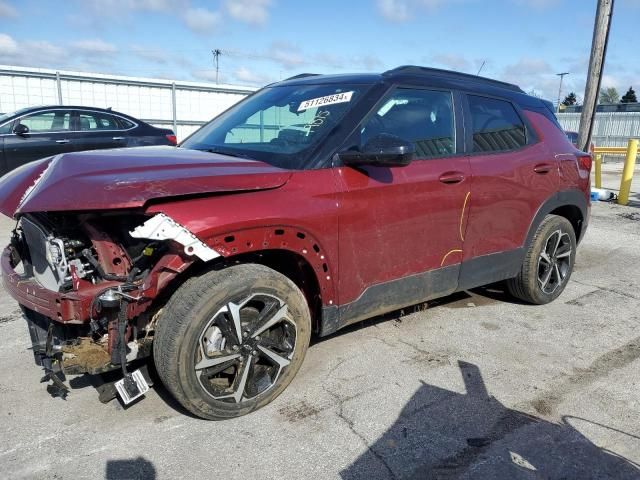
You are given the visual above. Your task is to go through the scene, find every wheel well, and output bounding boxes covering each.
[218,250,323,334]
[550,205,584,241]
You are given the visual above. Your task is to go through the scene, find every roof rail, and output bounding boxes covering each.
[384,65,523,93]
[284,73,320,81]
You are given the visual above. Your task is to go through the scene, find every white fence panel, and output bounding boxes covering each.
[0,65,255,141]
[557,112,640,147]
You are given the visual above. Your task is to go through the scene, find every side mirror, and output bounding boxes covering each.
[13,124,29,136]
[339,134,415,167]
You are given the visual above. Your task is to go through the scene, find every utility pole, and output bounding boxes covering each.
[556,72,569,113]
[577,0,615,152]
[212,49,222,84]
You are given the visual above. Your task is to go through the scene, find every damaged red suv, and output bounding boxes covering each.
[0,66,590,419]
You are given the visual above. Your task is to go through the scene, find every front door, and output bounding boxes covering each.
[4,109,75,171]
[335,87,471,325]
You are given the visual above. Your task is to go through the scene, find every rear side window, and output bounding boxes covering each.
[117,117,135,129]
[78,112,119,131]
[467,95,527,153]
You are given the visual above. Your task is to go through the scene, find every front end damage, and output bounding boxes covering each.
[2,210,217,403]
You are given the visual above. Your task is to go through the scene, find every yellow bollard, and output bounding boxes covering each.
[594,153,602,189]
[618,138,639,206]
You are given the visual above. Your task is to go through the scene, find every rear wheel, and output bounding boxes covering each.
[507,215,576,304]
[153,264,311,420]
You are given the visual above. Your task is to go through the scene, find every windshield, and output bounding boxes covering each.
[0,107,31,125]
[181,83,372,169]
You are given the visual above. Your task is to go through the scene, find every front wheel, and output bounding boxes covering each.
[507,215,576,304]
[153,264,311,420]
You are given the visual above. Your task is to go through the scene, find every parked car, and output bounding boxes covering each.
[0,106,176,176]
[0,66,591,419]
[565,130,595,152]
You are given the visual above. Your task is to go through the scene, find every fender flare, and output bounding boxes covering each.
[523,189,589,249]
[205,225,337,306]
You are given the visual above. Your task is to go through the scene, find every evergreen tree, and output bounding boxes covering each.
[561,92,578,106]
[621,86,637,103]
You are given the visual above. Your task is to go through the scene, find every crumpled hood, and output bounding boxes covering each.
[0,146,292,217]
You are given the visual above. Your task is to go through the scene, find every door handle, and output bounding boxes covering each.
[112,136,125,141]
[439,171,465,184]
[534,163,553,174]
[55,139,70,144]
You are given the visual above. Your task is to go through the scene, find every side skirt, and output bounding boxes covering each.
[320,248,524,337]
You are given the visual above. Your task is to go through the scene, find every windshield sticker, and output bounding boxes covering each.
[298,91,354,112]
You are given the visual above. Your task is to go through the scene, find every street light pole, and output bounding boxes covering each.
[556,72,570,113]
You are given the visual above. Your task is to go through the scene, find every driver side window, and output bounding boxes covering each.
[361,88,455,159]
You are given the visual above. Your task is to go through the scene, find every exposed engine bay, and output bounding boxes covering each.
[7,211,209,403]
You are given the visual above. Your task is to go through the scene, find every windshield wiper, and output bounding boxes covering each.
[194,147,254,160]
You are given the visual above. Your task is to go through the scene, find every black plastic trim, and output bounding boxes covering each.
[320,264,459,336]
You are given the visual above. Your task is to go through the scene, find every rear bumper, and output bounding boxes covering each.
[1,245,117,324]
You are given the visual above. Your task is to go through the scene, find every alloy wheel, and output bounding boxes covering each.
[537,229,572,295]
[194,293,297,403]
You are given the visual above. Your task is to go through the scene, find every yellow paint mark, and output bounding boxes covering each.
[459,191,470,242]
[440,249,463,267]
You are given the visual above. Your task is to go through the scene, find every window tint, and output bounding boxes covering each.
[0,122,11,134]
[468,95,527,152]
[20,111,71,132]
[360,88,455,158]
[117,117,135,129]
[78,112,119,131]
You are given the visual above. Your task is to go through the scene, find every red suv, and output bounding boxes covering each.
[0,66,591,419]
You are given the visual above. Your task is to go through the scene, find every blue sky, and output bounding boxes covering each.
[1,0,639,101]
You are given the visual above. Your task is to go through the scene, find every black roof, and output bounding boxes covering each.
[281,65,522,92]
[277,65,548,108]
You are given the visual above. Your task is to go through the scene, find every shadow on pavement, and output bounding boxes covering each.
[341,361,639,479]
[105,456,156,480]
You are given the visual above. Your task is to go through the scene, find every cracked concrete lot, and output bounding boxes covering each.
[1,180,639,479]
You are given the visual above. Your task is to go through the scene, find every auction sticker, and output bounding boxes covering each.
[298,91,354,111]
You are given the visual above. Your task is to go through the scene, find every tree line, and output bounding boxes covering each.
[560,86,637,106]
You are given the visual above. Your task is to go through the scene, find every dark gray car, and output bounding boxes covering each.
[0,106,176,176]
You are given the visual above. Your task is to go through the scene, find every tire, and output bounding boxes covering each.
[153,263,311,420]
[507,215,576,305]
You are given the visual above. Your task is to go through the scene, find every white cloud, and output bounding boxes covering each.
[0,34,67,68]
[80,0,176,13]
[183,7,221,34]
[431,53,470,72]
[225,0,272,25]
[71,39,117,55]
[0,0,17,17]
[513,0,561,9]
[268,41,306,69]
[376,0,462,21]
[131,45,167,64]
[0,33,18,54]
[377,0,410,21]
[233,67,274,85]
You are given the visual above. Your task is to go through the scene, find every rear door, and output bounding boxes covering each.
[459,94,560,288]
[3,109,75,171]
[73,110,127,152]
[335,87,472,323]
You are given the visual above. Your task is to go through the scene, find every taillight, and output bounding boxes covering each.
[166,134,177,146]
[578,154,592,171]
